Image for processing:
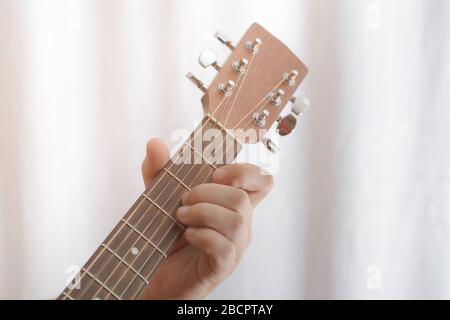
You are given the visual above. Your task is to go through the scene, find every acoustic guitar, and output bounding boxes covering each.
[58,23,309,300]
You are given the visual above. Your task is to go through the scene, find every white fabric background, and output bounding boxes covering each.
[0,0,449,299]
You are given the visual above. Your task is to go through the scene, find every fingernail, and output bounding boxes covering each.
[213,168,225,181]
[177,206,188,220]
[181,192,189,204]
[185,228,195,237]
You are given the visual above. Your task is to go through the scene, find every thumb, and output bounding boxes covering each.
[142,138,170,188]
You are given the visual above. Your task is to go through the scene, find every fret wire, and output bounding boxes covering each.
[61,114,224,300]
[184,143,218,169]
[125,99,240,300]
[81,267,120,300]
[119,163,213,297]
[120,163,215,298]
[107,164,196,298]
[126,164,218,299]
[126,118,241,299]
[103,160,196,299]
[163,168,191,190]
[66,245,121,300]
[120,219,168,258]
[205,113,244,148]
[119,97,246,296]
[141,193,185,230]
[101,244,149,284]
[124,67,245,300]
[63,197,149,299]
[62,292,74,300]
[119,247,165,299]
[62,112,241,300]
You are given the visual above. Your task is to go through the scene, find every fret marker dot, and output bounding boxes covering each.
[131,247,139,255]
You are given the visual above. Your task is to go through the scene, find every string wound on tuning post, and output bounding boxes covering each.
[284,70,299,86]
[218,80,235,96]
[246,38,262,54]
[268,89,285,106]
[232,58,249,75]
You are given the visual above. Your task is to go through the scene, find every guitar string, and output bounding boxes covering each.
[80,102,230,299]
[64,48,289,299]
[117,54,261,299]
[78,66,249,299]
[126,73,291,300]
[222,53,256,127]
[99,119,224,299]
[102,68,251,299]
[97,60,282,300]
[62,97,228,299]
[233,78,285,130]
[127,97,273,299]
[66,72,282,300]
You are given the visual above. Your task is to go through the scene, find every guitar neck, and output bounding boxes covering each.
[58,115,242,300]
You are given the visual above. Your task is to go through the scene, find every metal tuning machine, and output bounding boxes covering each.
[214,31,235,50]
[186,72,207,94]
[276,96,310,136]
[253,109,270,127]
[261,137,279,155]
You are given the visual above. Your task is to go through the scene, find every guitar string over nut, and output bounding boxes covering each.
[246,38,262,54]
[218,80,235,96]
[284,70,299,86]
[232,58,249,75]
[268,89,285,106]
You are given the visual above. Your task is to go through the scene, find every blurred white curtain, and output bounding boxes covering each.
[1,0,449,299]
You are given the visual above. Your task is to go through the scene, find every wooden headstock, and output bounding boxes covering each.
[189,23,308,145]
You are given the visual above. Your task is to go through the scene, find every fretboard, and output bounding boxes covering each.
[58,115,242,300]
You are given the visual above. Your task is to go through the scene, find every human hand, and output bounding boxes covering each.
[139,139,273,299]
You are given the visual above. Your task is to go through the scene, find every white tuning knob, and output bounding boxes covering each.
[276,96,310,137]
[198,49,221,71]
[290,96,310,116]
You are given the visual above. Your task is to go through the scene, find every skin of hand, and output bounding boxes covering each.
[138,138,273,300]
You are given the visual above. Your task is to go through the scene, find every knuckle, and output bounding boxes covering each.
[231,212,245,230]
[232,189,251,211]
[223,241,236,261]
[230,175,244,187]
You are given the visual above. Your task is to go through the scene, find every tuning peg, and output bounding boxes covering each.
[284,70,299,86]
[218,80,235,96]
[253,109,270,127]
[268,89,285,106]
[276,96,310,136]
[246,38,262,54]
[261,138,279,154]
[198,49,222,71]
[186,72,207,94]
[276,114,297,136]
[214,31,235,50]
[290,96,310,116]
[232,58,249,74]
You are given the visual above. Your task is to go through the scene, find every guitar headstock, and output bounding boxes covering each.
[187,23,309,147]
